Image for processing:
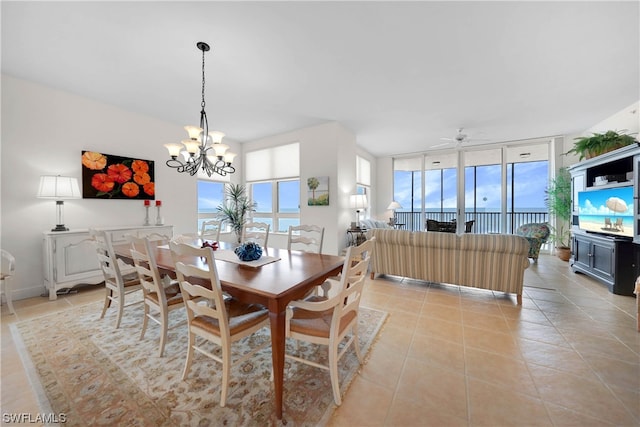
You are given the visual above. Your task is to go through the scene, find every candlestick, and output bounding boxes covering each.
[144,205,150,226]
[155,205,163,225]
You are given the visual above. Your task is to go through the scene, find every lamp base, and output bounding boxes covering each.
[51,224,69,232]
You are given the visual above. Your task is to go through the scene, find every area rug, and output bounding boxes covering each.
[11,300,387,426]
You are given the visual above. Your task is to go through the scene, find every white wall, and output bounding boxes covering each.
[1,75,236,299]
[242,121,358,255]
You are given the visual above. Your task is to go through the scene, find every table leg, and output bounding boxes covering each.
[269,308,286,420]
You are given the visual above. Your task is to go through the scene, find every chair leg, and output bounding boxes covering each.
[140,303,150,339]
[181,333,195,380]
[158,308,169,357]
[114,291,124,329]
[4,280,15,315]
[329,340,342,406]
[352,325,362,363]
[100,289,112,319]
[220,345,232,407]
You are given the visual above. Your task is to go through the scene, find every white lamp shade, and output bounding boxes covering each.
[212,143,229,157]
[184,125,203,140]
[164,143,183,157]
[37,176,81,199]
[208,131,225,144]
[223,151,237,164]
[350,194,368,209]
[387,201,402,210]
[181,139,201,154]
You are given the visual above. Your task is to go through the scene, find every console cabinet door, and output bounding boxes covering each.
[590,240,614,282]
[572,235,592,270]
[52,234,101,283]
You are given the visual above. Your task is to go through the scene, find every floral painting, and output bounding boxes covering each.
[307,176,329,206]
[82,151,155,199]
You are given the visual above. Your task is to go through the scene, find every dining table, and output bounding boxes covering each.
[114,239,345,420]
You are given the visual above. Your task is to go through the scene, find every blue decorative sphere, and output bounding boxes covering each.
[234,242,263,261]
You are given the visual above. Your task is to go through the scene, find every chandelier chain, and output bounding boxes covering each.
[201,47,206,110]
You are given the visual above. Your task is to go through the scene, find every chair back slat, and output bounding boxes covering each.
[129,235,168,305]
[201,220,222,242]
[169,241,229,333]
[242,222,270,247]
[287,224,324,253]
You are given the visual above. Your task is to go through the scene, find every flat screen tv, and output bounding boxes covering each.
[577,185,634,239]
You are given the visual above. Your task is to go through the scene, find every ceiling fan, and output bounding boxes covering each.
[432,128,488,149]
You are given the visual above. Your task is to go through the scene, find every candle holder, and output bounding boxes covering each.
[144,206,151,226]
[155,201,163,225]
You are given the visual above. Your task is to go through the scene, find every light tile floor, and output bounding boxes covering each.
[1,255,638,426]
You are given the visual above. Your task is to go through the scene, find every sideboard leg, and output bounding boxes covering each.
[517,294,522,305]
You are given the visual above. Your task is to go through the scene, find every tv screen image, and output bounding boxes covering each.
[577,186,634,239]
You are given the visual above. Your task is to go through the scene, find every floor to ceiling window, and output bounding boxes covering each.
[393,143,550,233]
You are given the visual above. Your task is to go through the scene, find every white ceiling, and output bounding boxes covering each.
[2,1,638,157]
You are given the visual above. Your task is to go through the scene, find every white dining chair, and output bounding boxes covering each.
[1,250,16,315]
[169,241,270,406]
[91,229,143,329]
[287,224,324,253]
[129,235,184,357]
[285,237,375,405]
[200,219,222,242]
[242,222,270,247]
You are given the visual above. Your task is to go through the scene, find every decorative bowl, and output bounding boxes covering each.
[234,242,262,261]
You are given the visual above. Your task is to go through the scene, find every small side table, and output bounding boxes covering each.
[346,228,368,246]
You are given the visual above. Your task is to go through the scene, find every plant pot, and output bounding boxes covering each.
[556,246,571,262]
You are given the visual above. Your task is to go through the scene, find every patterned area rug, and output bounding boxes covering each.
[11,299,387,426]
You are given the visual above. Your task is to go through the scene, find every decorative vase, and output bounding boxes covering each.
[234,242,262,261]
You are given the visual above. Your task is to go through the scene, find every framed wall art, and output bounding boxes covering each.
[307,176,329,206]
[81,151,155,199]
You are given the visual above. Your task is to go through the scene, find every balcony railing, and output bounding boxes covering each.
[394,211,549,234]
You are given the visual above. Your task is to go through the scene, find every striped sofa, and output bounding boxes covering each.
[368,229,530,304]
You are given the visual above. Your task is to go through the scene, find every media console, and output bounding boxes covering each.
[569,144,639,296]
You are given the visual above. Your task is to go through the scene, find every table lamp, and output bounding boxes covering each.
[387,201,402,225]
[349,194,368,229]
[37,175,82,231]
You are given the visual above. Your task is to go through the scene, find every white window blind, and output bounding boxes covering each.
[356,156,371,186]
[245,142,300,182]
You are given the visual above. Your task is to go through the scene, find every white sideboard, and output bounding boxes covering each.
[43,225,173,300]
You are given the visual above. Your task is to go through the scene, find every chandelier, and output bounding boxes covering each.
[164,42,236,177]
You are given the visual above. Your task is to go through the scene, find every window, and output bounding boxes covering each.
[393,143,550,233]
[197,180,225,232]
[356,155,371,217]
[250,179,300,233]
[246,143,300,233]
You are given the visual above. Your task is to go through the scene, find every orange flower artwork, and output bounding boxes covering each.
[81,151,155,200]
[122,182,140,198]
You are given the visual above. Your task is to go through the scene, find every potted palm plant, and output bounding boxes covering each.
[566,130,636,160]
[216,183,256,243]
[545,167,572,261]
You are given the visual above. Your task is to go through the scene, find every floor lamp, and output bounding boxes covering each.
[37,175,82,231]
